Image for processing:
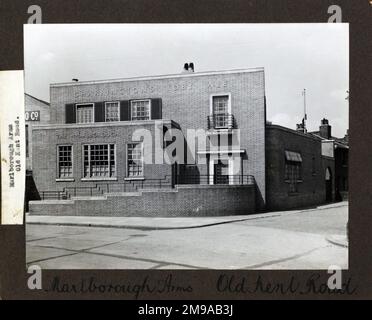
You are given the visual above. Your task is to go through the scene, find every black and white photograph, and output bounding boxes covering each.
[24,23,349,270]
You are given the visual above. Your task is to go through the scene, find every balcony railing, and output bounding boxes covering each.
[207,113,235,130]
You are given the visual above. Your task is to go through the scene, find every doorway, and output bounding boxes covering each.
[213,159,229,184]
[325,167,332,202]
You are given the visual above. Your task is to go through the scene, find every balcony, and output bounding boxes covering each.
[207,113,235,130]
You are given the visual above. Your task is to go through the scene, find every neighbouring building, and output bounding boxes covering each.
[266,124,335,211]
[29,65,348,216]
[309,119,349,201]
[25,93,50,210]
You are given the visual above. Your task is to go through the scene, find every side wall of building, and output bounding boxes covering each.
[266,125,335,211]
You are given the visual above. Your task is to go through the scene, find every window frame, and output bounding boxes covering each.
[209,93,232,129]
[209,93,232,116]
[57,144,73,179]
[126,142,144,178]
[82,143,117,179]
[130,99,151,121]
[284,152,303,194]
[105,101,120,122]
[76,103,94,124]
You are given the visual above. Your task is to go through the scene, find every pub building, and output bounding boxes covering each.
[28,64,348,216]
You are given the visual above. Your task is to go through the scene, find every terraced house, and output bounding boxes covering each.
[29,64,346,217]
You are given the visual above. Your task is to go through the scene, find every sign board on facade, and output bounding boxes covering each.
[25,110,40,121]
[321,140,334,158]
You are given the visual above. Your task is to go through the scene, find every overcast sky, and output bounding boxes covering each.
[24,23,349,137]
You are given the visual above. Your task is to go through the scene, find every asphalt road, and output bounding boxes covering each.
[26,203,348,269]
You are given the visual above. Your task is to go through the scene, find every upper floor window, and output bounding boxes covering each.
[213,95,229,115]
[76,103,94,123]
[131,100,150,121]
[210,94,232,129]
[105,101,120,122]
[58,145,73,178]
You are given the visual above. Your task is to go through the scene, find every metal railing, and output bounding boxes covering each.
[207,113,235,129]
[64,186,104,197]
[38,174,254,200]
[97,176,173,193]
[39,191,69,200]
[176,174,255,185]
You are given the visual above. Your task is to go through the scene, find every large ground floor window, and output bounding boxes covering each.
[83,144,116,178]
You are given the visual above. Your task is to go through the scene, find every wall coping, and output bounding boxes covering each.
[50,67,265,88]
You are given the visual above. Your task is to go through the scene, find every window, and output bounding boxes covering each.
[76,104,93,123]
[25,124,29,158]
[131,100,150,121]
[284,151,302,193]
[83,144,116,178]
[58,145,73,178]
[127,143,143,177]
[212,95,230,128]
[105,101,120,122]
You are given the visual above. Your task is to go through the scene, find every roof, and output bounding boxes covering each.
[50,67,265,87]
[25,93,50,106]
[266,123,322,142]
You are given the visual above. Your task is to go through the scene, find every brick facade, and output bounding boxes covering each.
[31,68,266,216]
[29,68,345,216]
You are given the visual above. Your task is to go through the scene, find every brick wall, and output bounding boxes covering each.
[29,185,255,217]
[266,125,335,211]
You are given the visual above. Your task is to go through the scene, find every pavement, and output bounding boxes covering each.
[26,201,348,270]
[26,201,347,230]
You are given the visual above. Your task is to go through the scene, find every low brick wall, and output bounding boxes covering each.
[29,185,256,217]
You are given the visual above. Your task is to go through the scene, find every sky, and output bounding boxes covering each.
[24,23,349,137]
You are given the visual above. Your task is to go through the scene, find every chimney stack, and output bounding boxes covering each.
[296,123,305,133]
[344,129,349,143]
[319,118,332,139]
[181,62,195,73]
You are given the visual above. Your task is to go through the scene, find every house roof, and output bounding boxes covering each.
[25,93,50,106]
